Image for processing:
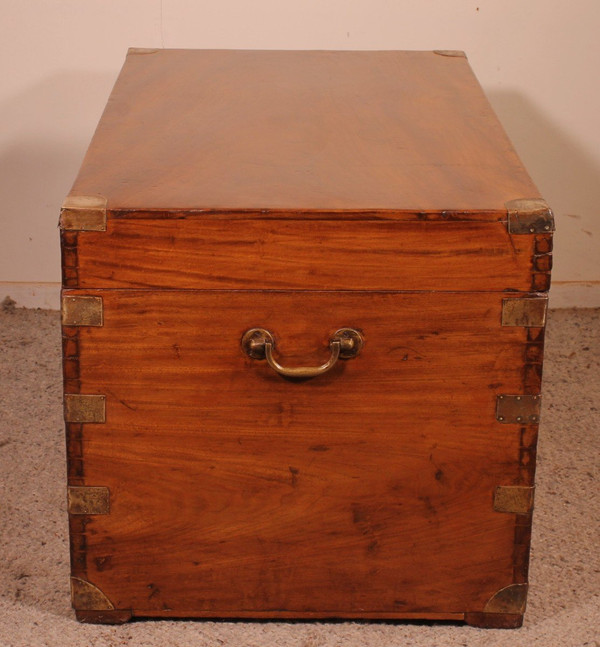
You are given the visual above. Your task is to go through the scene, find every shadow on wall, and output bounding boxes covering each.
[488,90,600,291]
[1,80,598,293]
[0,71,116,286]
[487,90,600,221]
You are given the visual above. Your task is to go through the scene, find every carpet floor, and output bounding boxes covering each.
[0,307,598,647]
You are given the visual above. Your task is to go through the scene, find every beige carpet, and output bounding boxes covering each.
[0,306,598,647]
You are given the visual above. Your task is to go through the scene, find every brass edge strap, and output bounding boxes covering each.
[61,296,103,327]
[496,394,541,424]
[68,486,110,515]
[501,297,548,327]
[494,485,535,514]
[64,394,106,423]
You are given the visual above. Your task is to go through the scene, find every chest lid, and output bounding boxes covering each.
[66,48,548,216]
[61,49,553,292]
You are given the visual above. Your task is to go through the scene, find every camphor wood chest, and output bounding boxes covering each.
[61,49,553,627]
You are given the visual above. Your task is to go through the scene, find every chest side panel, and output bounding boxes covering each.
[63,290,541,617]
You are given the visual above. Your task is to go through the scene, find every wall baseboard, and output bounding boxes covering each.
[1,281,599,311]
[549,282,600,309]
[1,282,61,310]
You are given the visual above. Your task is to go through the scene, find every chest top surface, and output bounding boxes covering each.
[68,49,539,215]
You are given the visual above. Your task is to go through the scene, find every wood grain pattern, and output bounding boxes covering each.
[64,289,537,618]
[66,219,537,291]
[67,49,539,213]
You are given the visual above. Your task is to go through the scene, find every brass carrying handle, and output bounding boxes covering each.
[241,328,363,379]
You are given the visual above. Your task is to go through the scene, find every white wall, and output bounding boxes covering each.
[1,0,599,309]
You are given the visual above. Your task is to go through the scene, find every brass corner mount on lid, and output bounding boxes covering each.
[60,195,107,231]
[433,50,467,58]
[506,198,555,234]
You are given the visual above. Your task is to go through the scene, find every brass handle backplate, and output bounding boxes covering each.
[241,328,363,378]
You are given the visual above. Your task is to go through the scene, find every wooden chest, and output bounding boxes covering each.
[61,49,553,627]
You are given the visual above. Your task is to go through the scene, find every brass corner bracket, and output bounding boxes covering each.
[71,577,115,610]
[68,486,110,515]
[506,198,555,234]
[62,296,103,327]
[433,50,467,58]
[484,583,528,614]
[496,394,541,424]
[494,485,535,514]
[60,195,107,231]
[502,297,548,327]
[64,394,106,423]
[128,47,160,55]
